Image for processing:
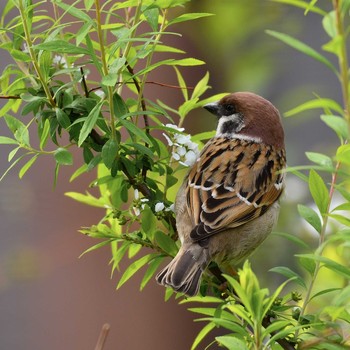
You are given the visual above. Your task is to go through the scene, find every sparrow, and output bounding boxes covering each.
[156,92,286,296]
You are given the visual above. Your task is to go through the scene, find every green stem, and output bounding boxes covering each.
[95,0,116,141]
[334,0,350,136]
[18,0,56,107]
[137,9,168,114]
[297,0,347,334]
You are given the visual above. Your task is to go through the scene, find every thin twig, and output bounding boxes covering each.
[80,67,89,98]
[125,61,150,180]
[0,95,21,99]
[125,61,149,131]
[94,323,110,350]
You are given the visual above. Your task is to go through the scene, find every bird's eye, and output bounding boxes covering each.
[224,104,236,115]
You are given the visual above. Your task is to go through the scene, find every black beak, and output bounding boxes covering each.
[203,101,220,117]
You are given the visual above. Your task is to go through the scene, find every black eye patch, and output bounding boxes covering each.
[222,104,236,116]
[221,119,241,134]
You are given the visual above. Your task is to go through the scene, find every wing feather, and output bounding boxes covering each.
[186,137,286,242]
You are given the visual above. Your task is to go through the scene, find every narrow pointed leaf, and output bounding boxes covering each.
[297,204,322,233]
[117,254,157,289]
[78,100,103,146]
[266,30,337,73]
[309,169,329,215]
[19,154,39,178]
[190,322,216,350]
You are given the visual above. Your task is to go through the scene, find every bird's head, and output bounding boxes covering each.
[204,92,285,149]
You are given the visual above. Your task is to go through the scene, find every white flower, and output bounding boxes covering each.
[174,133,191,145]
[185,140,199,151]
[172,151,181,161]
[165,203,175,212]
[162,133,173,146]
[23,43,29,53]
[53,55,68,68]
[133,207,141,216]
[179,150,199,167]
[165,123,184,132]
[176,146,187,156]
[155,202,165,212]
[94,89,105,99]
[134,189,139,200]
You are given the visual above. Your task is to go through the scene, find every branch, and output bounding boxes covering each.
[94,323,110,350]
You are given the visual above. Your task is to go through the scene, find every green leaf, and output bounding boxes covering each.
[320,115,349,140]
[174,66,188,101]
[297,204,322,233]
[119,119,152,144]
[154,44,185,54]
[272,231,310,249]
[215,336,248,350]
[78,100,103,146]
[55,108,71,128]
[4,114,30,146]
[0,136,18,145]
[76,22,93,46]
[266,30,337,74]
[298,256,316,275]
[191,131,216,143]
[154,230,178,257]
[336,144,350,165]
[285,98,343,117]
[39,118,50,150]
[269,266,306,289]
[191,322,216,350]
[143,6,159,31]
[141,207,157,235]
[56,1,93,22]
[113,93,129,117]
[54,148,73,165]
[10,49,31,62]
[117,253,157,289]
[332,203,350,212]
[270,0,326,16]
[79,239,113,258]
[322,11,337,38]
[140,256,163,290]
[168,12,213,25]
[309,288,340,302]
[19,154,38,178]
[65,191,107,207]
[34,40,90,55]
[192,71,210,100]
[70,164,88,182]
[101,73,119,87]
[309,169,329,215]
[101,139,118,169]
[305,152,333,169]
[296,254,350,279]
[329,213,350,227]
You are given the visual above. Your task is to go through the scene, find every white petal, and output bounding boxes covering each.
[134,189,139,200]
[176,146,187,156]
[133,207,140,216]
[155,202,165,212]
[174,134,191,145]
[162,133,173,146]
[184,150,198,166]
[165,124,185,132]
[172,152,181,160]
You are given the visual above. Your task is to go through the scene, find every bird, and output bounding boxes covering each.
[156,92,286,296]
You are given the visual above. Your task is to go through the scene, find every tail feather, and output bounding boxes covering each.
[156,245,210,296]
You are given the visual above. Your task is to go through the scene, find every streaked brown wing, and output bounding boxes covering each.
[186,137,286,242]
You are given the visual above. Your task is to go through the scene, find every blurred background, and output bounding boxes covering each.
[0,0,342,349]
